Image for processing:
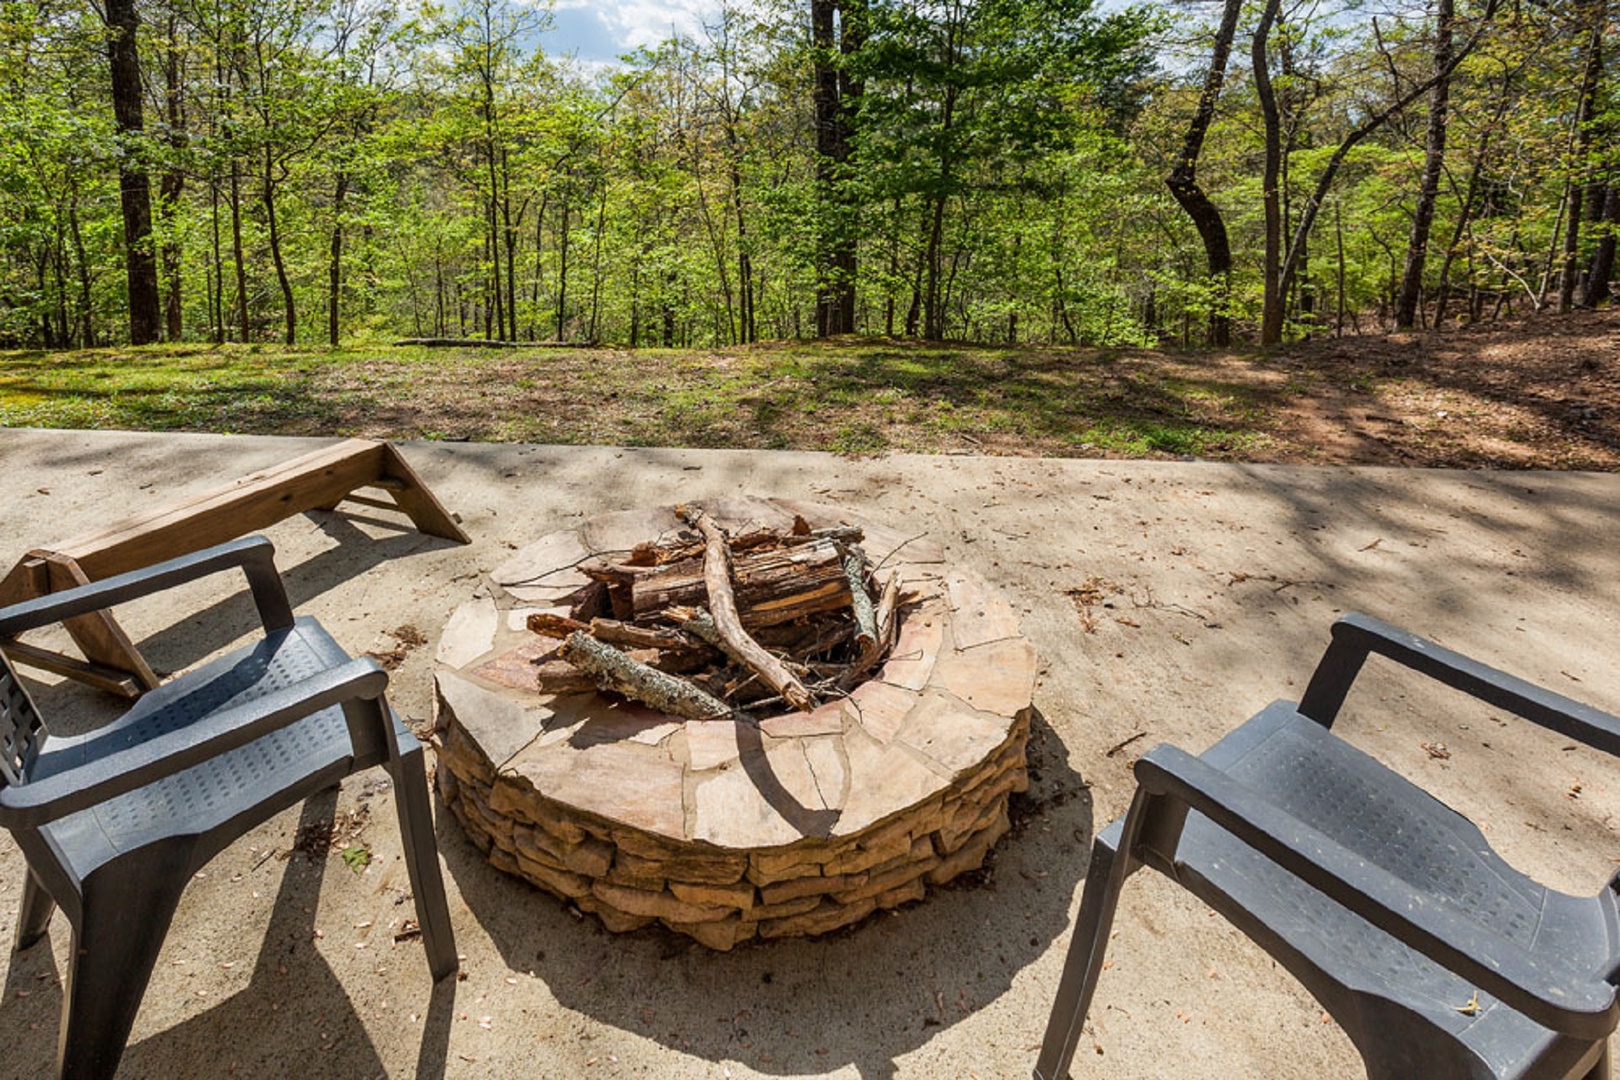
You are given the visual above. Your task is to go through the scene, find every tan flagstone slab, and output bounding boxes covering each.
[490,528,592,588]
[897,693,1016,778]
[944,569,1023,648]
[758,700,846,738]
[692,765,806,848]
[879,602,945,690]
[836,732,950,836]
[505,739,687,839]
[685,719,744,771]
[467,637,556,694]
[845,680,917,744]
[437,596,499,668]
[932,635,1038,717]
[435,671,547,769]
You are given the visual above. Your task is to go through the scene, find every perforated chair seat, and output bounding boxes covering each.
[0,537,457,1080]
[1035,614,1620,1080]
[1166,703,1618,1079]
[37,618,364,881]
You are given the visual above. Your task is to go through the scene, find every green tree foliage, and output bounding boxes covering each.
[0,0,1615,349]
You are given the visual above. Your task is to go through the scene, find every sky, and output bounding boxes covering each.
[543,0,720,65]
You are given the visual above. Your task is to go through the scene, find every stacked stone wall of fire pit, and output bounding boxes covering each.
[432,498,1036,949]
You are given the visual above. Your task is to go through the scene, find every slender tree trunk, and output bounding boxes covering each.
[1583,185,1619,304]
[262,147,295,344]
[1396,0,1455,330]
[1435,79,1511,324]
[503,153,519,342]
[68,189,95,347]
[1254,0,1285,344]
[105,0,161,344]
[210,177,224,343]
[158,19,185,342]
[556,201,570,341]
[923,85,958,341]
[1166,0,1242,345]
[230,162,248,341]
[1562,0,1605,311]
[329,172,348,346]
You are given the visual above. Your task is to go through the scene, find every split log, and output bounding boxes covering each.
[588,617,707,653]
[558,632,732,721]
[527,612,590,639]
[568,580,609,622]
[536,658,601,695]
[631,537,852,628]
[679,507,815,713]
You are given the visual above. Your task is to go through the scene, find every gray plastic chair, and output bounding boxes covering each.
[1035,613,1620,1080]
[0,536,457,1080]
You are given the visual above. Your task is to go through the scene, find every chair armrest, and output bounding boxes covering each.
[0,536,295,638]
[0,657,387,827]
[1133,744,1619,1040]
[1297,613,1620,756]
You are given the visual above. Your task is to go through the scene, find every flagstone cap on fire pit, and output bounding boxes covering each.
[432,497,1035,949]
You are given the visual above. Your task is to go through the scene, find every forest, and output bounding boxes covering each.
[0,0,1615,351]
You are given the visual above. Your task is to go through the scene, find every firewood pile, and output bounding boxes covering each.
[524,506,903,722]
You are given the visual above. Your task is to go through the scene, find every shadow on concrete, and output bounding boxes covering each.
[442,708,1091,1080]
[0,793,457,1078]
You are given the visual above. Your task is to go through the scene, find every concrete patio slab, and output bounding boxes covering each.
[1,427,1618,1079]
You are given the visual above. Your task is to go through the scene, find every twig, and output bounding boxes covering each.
[1105,732,1148,758]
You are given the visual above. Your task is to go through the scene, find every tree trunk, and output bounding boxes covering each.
[1395,0,1455,330]
[1561,0,1605,312]
[1254,0,1285,345]
[230,163,248,341]
[329,172,349,346]
[105,0,161,344]
[263,147,295,345]
[1584,185,1619,305]
[812,0,858,336]
[1166,0,1242,346]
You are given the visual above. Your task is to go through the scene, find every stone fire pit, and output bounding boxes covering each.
[432,498,1034,949]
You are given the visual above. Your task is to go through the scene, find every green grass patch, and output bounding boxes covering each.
[1,339,1286,460]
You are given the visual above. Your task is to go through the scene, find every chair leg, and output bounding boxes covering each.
[1033,835,1131,1080]
[1582,1044,1611,1080]
[15,869,56,951]
[389,740,458,981]
[56,864,188,1080]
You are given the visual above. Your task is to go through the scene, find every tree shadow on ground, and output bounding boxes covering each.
[0,794,457,1079]
[443,708,1092,1080]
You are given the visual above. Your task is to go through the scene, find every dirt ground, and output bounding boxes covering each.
[1258,306,1620,470]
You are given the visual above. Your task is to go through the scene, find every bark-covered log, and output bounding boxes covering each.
[631,537,851,628]
[558,632,732,721]
[841,544,877,651]
[589,617,708,653]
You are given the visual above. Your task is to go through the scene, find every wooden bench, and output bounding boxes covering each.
[0,438,470,697]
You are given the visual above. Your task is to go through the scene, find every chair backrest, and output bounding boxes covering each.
[0,651,44,787]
